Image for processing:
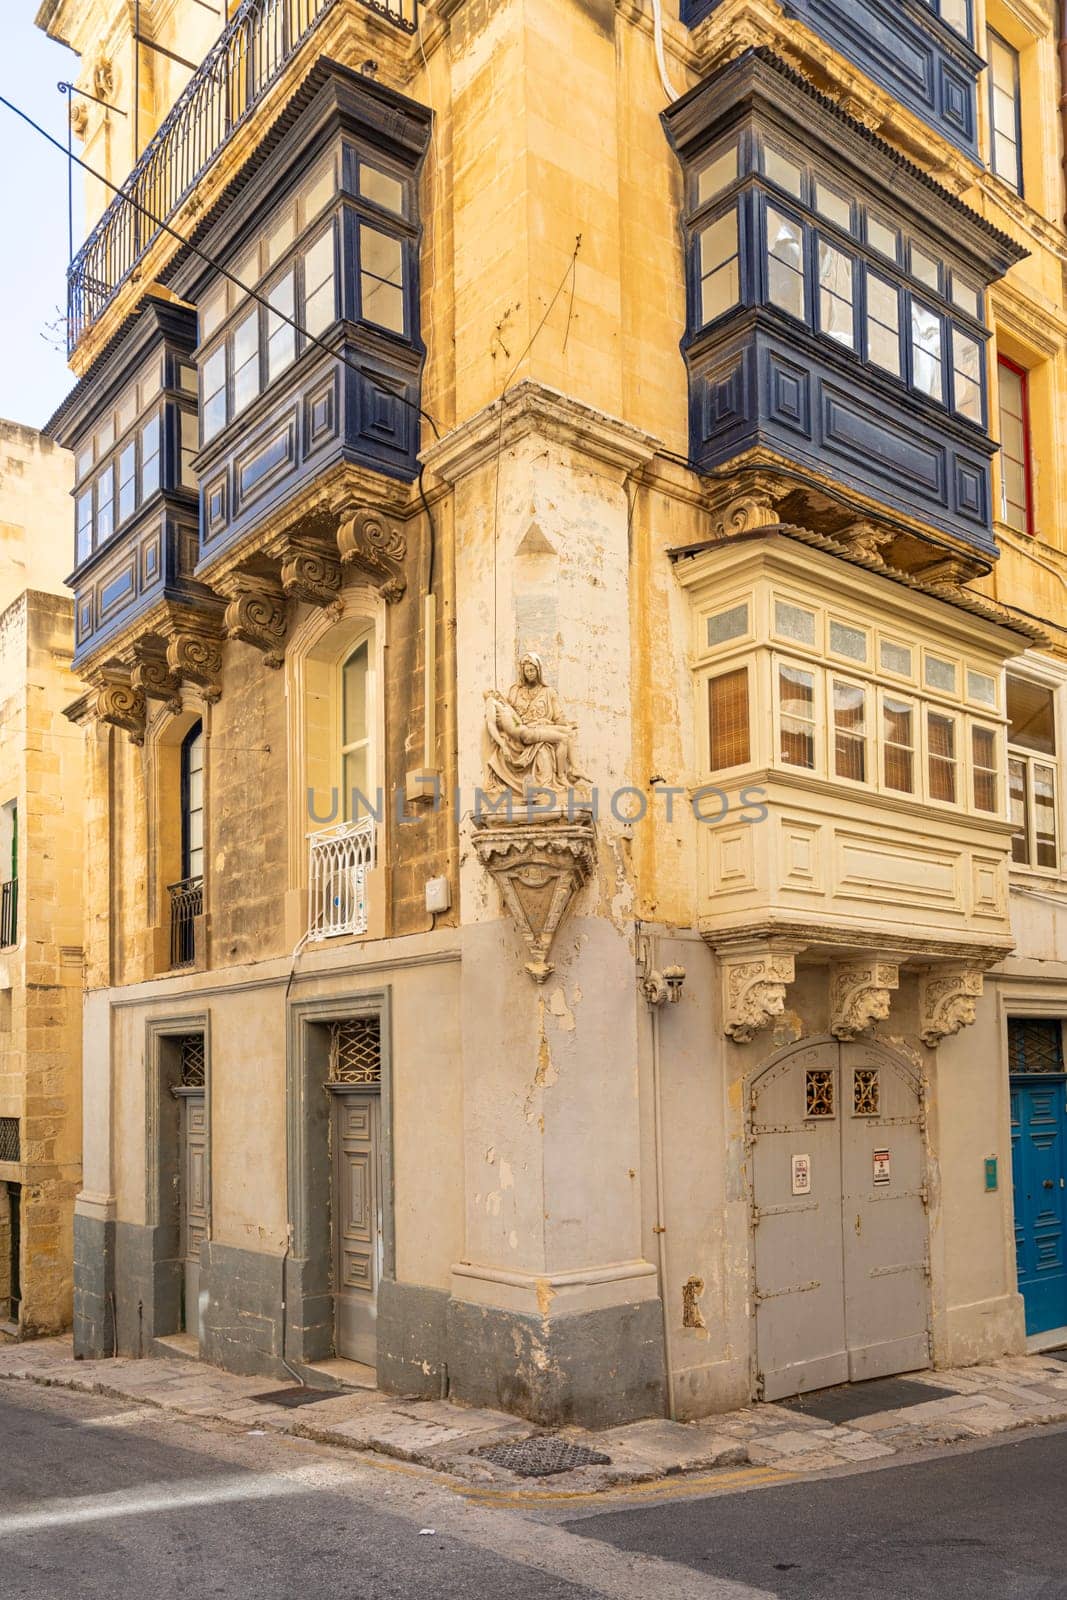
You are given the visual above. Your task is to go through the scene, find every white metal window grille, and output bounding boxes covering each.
[805,1069,835,1117]
[329,1018,382,1084]
[308,818,376,939]
[179,1035,206,1088]
[0,1118,20,1163]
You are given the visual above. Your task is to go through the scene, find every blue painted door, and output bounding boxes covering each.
[1010,1076,1067,1336]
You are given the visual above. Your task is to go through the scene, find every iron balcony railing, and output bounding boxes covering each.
[0,878,16,947]
[308,817,375,938]
[168,875,204,967]
[67,0,418,353]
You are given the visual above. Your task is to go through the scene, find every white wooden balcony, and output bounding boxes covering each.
[307,817,376,939]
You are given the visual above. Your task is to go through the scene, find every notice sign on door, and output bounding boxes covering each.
[873,1148,891,1185]
[791,1153,811,1196]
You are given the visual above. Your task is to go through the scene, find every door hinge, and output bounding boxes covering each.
[754,1370,765,1401]
[751,1204,760,1228]
[920,1181,930,1209]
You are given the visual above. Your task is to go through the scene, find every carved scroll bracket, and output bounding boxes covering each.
[279,537,343,613]
[720,944,801,1044]
[705,471,783,541]
[919,965,985,1048]
[471,813,596,984]
[336,506,408,602]
[219,573,288,668]
[166,626,223,703]
[127,639,182,716]
[85,670,146,745]
[829,960,900,1042]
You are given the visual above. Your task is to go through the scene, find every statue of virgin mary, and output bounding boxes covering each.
[483,653,591,800]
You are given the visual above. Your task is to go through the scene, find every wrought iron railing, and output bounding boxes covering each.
[168,875,204,967]
[308,817,376,938]
[0,879,16,948]
[67,0,418,352]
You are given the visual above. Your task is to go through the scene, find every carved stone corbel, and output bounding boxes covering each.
[706,474,782,542]
[87,672,146,745]
[128,640,182,715]
[280,538,343,613]
[836,521,895,565]
[830,960,899,1042]
[471,813,596,983]
[336,507,407,601]
[220,574,288,668]
[166,628,223,702]
[721,948,796,1044]
[919,965,984,1048]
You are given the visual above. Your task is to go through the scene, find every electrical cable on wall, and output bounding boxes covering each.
[649,0,680,102]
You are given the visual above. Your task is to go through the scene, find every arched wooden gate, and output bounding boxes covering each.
[749,1036,930,1401]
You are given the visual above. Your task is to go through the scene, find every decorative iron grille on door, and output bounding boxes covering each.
[0,1118,20,1163]
[329,1018,381,1084]
[1008,1019,1065,1075]
[178,1035,206,1088]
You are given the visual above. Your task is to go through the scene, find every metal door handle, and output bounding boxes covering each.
[1044,1179,1055,1189]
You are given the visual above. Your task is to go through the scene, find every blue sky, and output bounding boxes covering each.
[1,14,82,430]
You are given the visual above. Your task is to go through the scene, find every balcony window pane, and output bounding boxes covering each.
[940,0,970,38]
[343,748,370,820]
[232,310,260,414]
[360,226,405,334]
[118,441,137,523]
[1009,755,1029,862]
[267,270,296,382]
[998,360,1031,532]
[924,655,956,694]
[116,383,137,438]
[868,215,899,262]
[180,410,199,489]
[952,329,983,423]
[202,347,227,443]
[1008,676,1055,755]
[779,664,815,769]
[884,697,914,792]
[818,240,854,347]
[75,489,93,563]
[834,680,866,782]
[304,228,336,337]
[76,444,93,482]
[96,467,115,546]
[972,725,998,812]
[814,181,851,232]
[266,206,295,268]
[95,416,114,457]
[708,667,750,770]
[911,246,941,294]
[343,641,369,746]
[1034,763,1058,867]
[140,415,160,499]
[697,141,738,207]
[200,282,228,341]
[866,273,901,376]
[829,620,867,662]
[928,710,957,802]
[303,155,336,225]
[767,208,805,320]
[764,146,803,197]
[706,601,748,648]
[698,208,740,325]
[178,363,197,395]
[775,599,815,646]
[360,164,404,214]
[951,276,980,318]
[911,302,944,402]
[988,32,1021,192]
[967,669,996,706]
[880,639,912,677]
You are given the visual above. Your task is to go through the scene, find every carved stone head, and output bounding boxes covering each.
[519,652,544,686]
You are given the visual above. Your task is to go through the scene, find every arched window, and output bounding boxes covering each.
[180,721,205,882]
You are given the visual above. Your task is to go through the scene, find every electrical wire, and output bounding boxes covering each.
[649,0,680,102]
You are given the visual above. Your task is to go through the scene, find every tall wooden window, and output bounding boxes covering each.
[778,664,816,769]
[708,668,750,770]
[988,32,1022,193]
[833,680,866,781]
[342,640,373,819]
[1008,676,1058,869]
[997,357,1032,534]
[883,697,915,793]
[927,710,957,803]
[181,722,205,882]
[972,725,998,813]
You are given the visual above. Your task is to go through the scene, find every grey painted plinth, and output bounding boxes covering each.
[113,1221,182,1356]
[445,1295,667,1427]
[199,1241,288,1379]
[377,1279,449,1398]
[72,1213,116,1360]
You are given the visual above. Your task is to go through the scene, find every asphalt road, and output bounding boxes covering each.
[5,1379,1067,1600]
[564,1426,1067,1599]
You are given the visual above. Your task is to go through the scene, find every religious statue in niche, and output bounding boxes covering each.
[483,652,591,801]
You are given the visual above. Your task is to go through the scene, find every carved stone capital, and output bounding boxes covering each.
[470,813,596,983]
[920,965,984,1048]
[279,539,343,613]
[721,947,796,1044]
[86,672,146,745]
[336,506,407,601]
[220,574,288,668]
[127,639,182,714]
[166,628,223,702]
[829,961,899,1042]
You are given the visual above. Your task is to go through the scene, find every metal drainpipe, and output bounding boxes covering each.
[1060,1,1067,225]
[650,967,677,1422]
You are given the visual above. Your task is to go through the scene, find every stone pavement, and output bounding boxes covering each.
[2,1337,1067,1494]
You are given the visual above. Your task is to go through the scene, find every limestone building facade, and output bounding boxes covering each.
[36,0,1067,1419]
[0,421,82,1338]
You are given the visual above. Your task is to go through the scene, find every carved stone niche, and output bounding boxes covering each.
[219,573,288,668]
[830,960,900,1042]
[336,506,407,602]
[471,813,596,984]
[127,638,182,716]
[721,946,797,1044]
[86,670,146,745]
[919,965,985,1048]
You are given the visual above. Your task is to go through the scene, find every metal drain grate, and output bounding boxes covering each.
[478,1437,611,1477]
[250,1387,345,1408]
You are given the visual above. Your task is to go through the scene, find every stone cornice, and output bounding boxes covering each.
[702,919,1014,965]
[421,382,660,485]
